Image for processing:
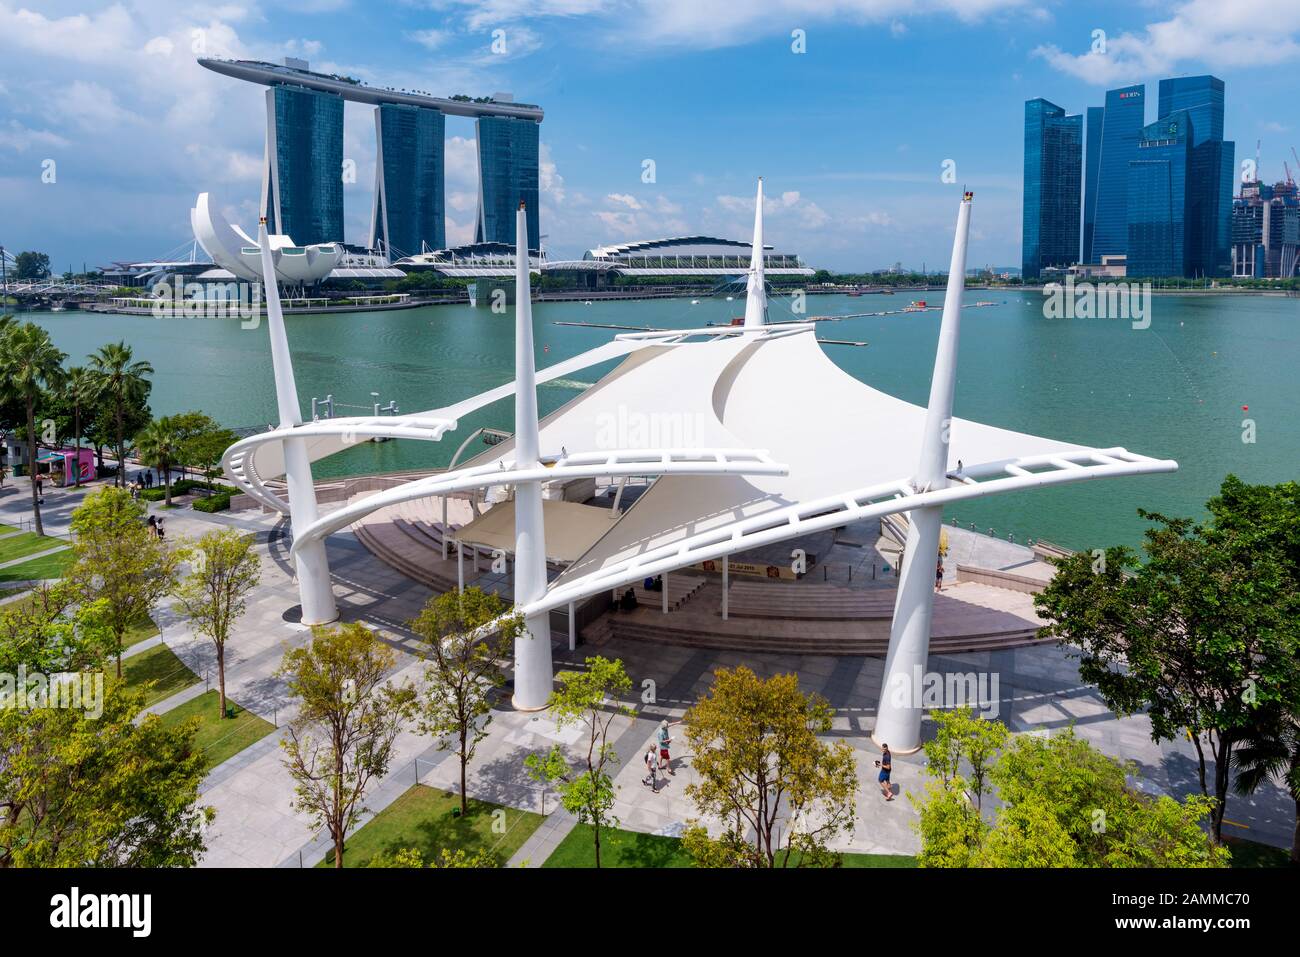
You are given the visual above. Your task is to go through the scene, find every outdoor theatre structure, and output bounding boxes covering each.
[222,183,1177,753]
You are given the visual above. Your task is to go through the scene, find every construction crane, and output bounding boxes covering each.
[1291,147,1300,185]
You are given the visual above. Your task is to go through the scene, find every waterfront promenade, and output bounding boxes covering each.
[2,476,1294,865]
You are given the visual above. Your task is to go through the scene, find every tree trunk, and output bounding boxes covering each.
[217,643,227,718]
[334,829,344,869]
[163,468,172,507]
[1210,735,1233,845]
[114,401,124,487]
[73,405,82,488]
[593,819,601,868]
[25,398,42,537]
[459,730,469,815]
[115,626,123,679]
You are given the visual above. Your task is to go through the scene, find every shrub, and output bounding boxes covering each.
[192,491,232,513]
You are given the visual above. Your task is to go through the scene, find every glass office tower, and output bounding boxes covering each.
[371,104,446,257]
[475,116,540,249]
[1089,84,1146,262]
[1022,98,1083,279]
[264,85,345,246]
[1082,106,1104,265]
[1157,75,1233,277]
[1127,112,1193,277]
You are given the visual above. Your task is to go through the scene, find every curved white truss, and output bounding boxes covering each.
[222,414,459,513]
[286,447,790,564]
[520,446,1176,618]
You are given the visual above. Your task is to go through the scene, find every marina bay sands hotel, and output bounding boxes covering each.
[198,57,543,256]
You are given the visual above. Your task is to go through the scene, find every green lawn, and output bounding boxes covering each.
[318,784,545,868]
[157,690,275,770]
[0,529,69,564]
[120,643,199,706]
[0,548,76,582]
[124,613,160,649]
[1226,836,1295,868]
[543,825,917,868]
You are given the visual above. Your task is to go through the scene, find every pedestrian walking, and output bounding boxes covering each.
[156,517,165,542]
[656,719,682,775]
[935,557,944,592]
[146,515,157,538]
[875,744,893,801]
[35,473,44,504]
[642,745,659,791]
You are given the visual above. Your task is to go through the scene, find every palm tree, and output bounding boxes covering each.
[1233,706,1300,864]
[136,416,183,507]
[88,341,152,487]
[63,366,100,488]
[0,322,67,536]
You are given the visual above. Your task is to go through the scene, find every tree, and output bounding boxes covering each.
[409,587,520,815]
[67,487,184,676]
[278,623,416,869]
[922,706,1007,812]
[0,682,212,867]
[1232,704,1300,864]
[1034,477,1300,843]
[62,366,100,488]
[911,726,1229,868]
[136,415,184,505]
[88,341,152,487]
[173,529,263,719]
[0,321,66,536]
[365,846,496,868]
[12,251,50,281]
[681,666,859,868]
[0,581,113,675]
[524,656,632,869]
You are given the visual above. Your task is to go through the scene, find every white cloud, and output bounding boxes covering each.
[1034,0,1300,85]
[407,28,450,50]
[606,192,642,209]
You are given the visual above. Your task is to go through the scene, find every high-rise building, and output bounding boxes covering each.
[475,116,540,250]
[1127,112,1193,277]
[201,58,544,255]
[263,85,345,246]
[1089,84,1146,262]
[1022,98,1083,279]
[1082,106,1104,265]
[371,104,446,257]
[1158,76,1233,277]
[1232,180,1300,278]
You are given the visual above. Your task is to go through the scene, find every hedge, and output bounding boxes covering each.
[192,491,233,513]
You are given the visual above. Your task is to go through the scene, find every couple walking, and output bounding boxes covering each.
[642,719,682,791]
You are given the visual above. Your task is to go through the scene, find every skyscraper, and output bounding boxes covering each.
[1022,98,1083,279]
[1127,111,1193,277]
[475,116,540,250]
[1158,76,1233,277]
[263,84,345,246]
[371,104,446,257]
[1089,84,1146,262]
[1082,106,1104,265]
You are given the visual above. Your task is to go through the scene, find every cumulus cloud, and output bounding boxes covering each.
[1033,0,1300,85]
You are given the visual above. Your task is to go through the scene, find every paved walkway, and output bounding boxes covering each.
[2,481,1294,864]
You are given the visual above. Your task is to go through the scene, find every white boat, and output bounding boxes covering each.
[691,299,699,305]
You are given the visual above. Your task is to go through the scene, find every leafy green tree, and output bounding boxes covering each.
[0,682,212,867]
[1232,704,1300,864]
[68,487,184,676]
[681,666,859,868]
[912,726,1229,867]
[12,251,50,281]
[88,341,152,487]
[524,656,632,869]
[0,582,113,675]
[1034,477,1300,843]
[136,415,184,505]
[0,322,66,535]
[173,529,262,720]
[922,706,1008,812]
[279,623,416,869]
[409,587,521,815]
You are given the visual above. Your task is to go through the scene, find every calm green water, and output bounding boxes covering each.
[23,291,1299,552]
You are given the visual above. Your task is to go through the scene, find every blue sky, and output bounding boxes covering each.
[1,0,1297,272]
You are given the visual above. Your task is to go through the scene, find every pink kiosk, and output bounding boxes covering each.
[37,448,95,486]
